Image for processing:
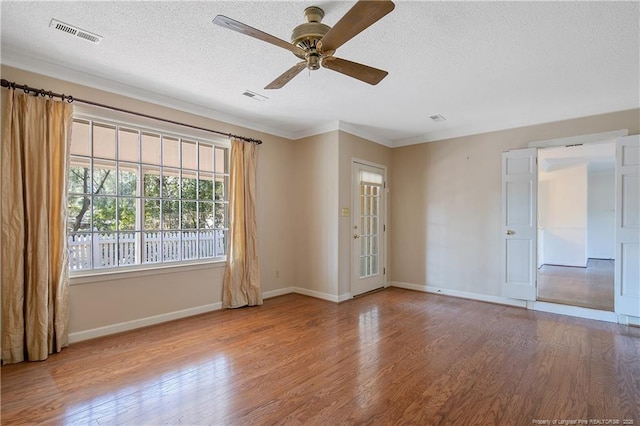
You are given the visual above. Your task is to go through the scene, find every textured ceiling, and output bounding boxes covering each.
[1,1,639,146]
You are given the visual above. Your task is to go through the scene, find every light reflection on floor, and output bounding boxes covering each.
[356,306,380,407]
[62,354,231,424]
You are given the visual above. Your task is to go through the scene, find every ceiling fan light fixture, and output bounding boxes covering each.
[305,51,321,70]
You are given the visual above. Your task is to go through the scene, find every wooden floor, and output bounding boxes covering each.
[2,288,639,425]
[538,259,615,311]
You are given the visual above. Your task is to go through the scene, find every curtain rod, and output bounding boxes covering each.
[0,78,262,145]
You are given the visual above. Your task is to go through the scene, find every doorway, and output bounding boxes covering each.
[351,161,386,296]
[536,142,615,311]
[502,133,640,320]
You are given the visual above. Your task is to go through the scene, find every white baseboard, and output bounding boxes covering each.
[531,301,619,323]
[390,281,630,325]
[338,292,353,302]
[292,287,340,303]
[68,286,333,343]
[264,287,355,303]
[267,288,352,303]
[69,302,223,343]
[614,314,640,326]
[263,287,294,299]
[390,281,527,308]
[265,287,349,302]
[68,282,640,344]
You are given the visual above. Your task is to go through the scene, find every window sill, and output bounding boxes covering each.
[69,259,226,285]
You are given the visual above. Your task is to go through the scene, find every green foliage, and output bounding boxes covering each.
[68,165,227,233]
[162,200,179,230]
[118,198,136,231]
[144,173,160,197]
[162,174,179,198]
[182,176,197,200]
[144,199,160,230]
[119,169,137,196]
[199,178,213,200]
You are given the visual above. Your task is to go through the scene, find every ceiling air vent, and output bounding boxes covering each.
[49,19,102,44]
[430,114,446,122]
[242,90,268,101]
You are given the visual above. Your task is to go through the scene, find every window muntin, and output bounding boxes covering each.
[67,117,229,272]
[359,171,382,278]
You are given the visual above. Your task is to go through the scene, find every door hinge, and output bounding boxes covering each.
[383,267,386,275]
[383,224,386,232]
[384,181,386,189]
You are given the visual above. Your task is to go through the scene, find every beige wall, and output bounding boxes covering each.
[291,130,392,300]
[1,65,296,337]
[390,109,640,297]
[3,63,639,340]
[337,131,392,297]
[292,131,340,297]
[256,130,295,292]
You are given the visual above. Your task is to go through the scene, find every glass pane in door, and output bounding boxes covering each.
[359,170,382,278]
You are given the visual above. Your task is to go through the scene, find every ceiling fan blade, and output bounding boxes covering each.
[265,62,307,89]
[213,15,306,57]
[322,57,388,85]
[317,0,395,55]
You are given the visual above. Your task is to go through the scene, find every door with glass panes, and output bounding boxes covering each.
[352,162,386,296]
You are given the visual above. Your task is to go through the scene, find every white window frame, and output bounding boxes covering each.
[67,107,231,278]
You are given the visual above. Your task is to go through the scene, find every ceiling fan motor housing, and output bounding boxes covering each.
[291,6,330,66]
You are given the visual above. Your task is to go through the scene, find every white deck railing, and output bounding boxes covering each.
[68,230,224,270]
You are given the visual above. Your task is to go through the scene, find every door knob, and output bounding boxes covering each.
[353,234,360,239]
[506,229,515,235]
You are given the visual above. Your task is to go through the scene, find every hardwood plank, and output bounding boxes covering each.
[2,288,639,425]
[538,259,615,311]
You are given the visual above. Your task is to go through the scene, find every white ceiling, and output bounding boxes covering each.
[1,1,638,147]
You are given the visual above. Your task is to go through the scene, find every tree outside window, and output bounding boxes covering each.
[67,118,229,271]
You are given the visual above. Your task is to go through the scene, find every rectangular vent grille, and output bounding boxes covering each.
[430,114,446,122]
[50,19,102,44]
[242,90,268,101]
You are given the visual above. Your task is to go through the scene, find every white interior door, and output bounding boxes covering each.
[502,148,537,300]
[614,135,640,317]
[352,162,385,296]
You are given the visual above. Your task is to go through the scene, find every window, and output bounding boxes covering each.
[358,170,382,278]
[67,117,229,271]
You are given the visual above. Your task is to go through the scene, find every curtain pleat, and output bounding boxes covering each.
[1,90,72,364]
[222,139,262,308]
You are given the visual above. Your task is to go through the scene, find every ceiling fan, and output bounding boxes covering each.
[212,0,395,90]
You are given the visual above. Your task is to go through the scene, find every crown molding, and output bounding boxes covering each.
[5,49,636,150]
[291,120,394,147]
[392,102,640,147]
[290,120,341,140]
[0,48,297,141]
[337,122,393,147]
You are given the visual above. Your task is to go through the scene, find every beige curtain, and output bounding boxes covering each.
[222,138,262,308]
[1,90,72,364]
